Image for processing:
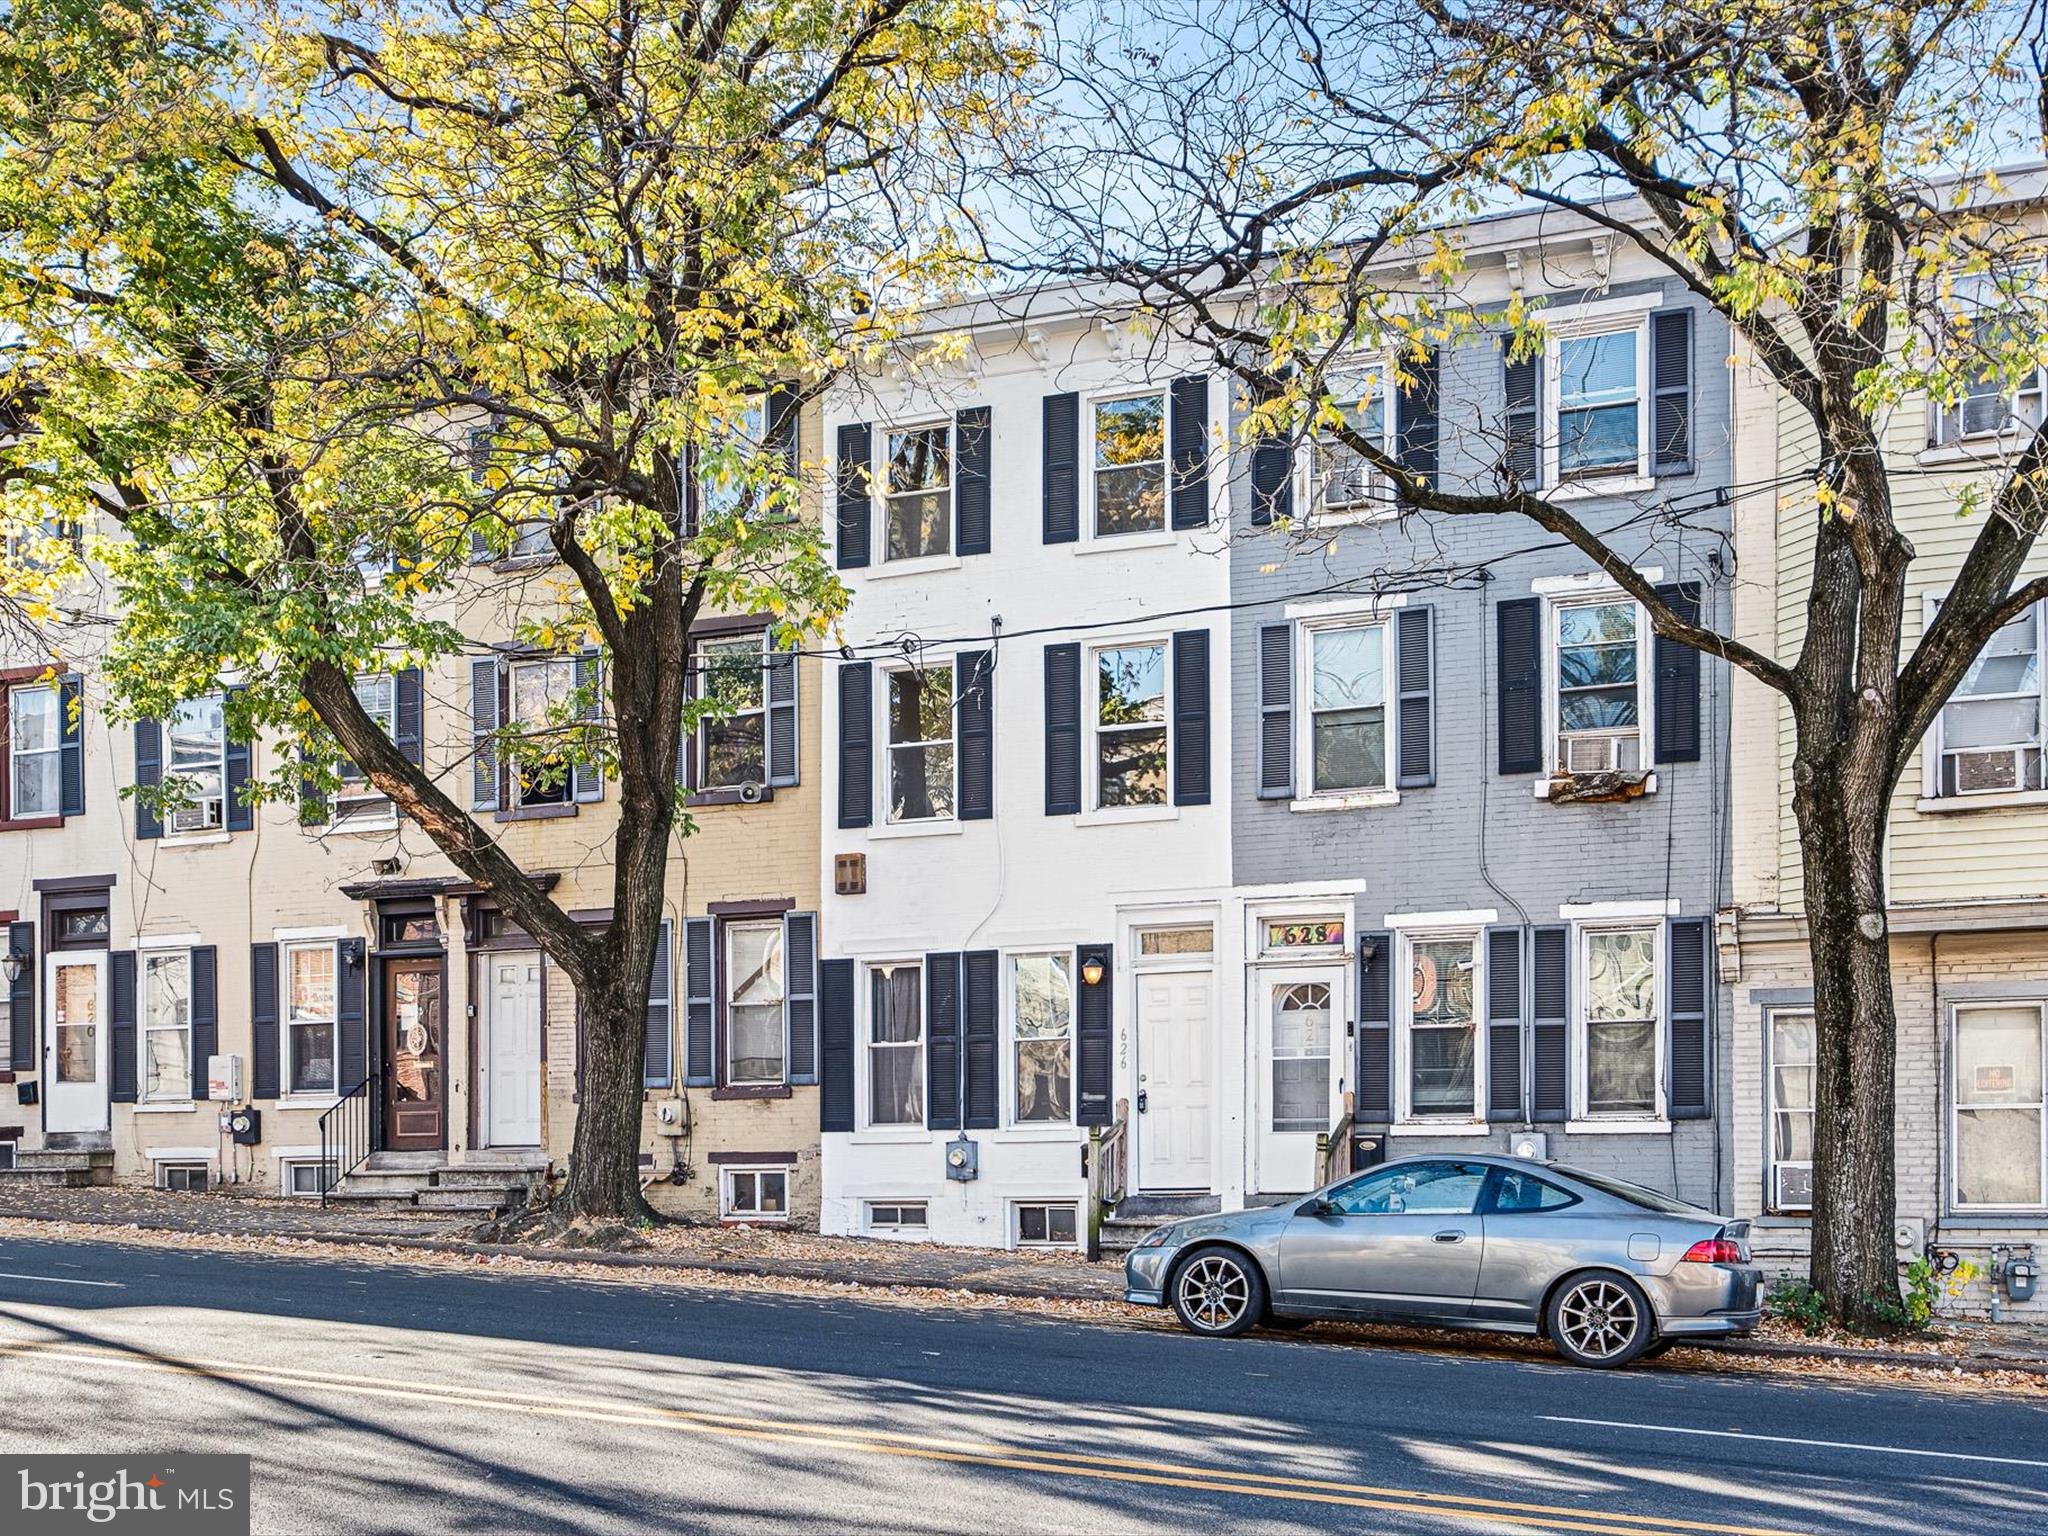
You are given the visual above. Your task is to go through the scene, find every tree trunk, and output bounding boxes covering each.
[557,970,657,1222]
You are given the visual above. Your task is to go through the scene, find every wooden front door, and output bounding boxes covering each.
[382,959,446,1150]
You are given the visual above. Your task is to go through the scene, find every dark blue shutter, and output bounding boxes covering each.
[835,422,872,569]
[133,719,163,839]
[225,685,253,831]
[572,650,604,802]
[926,952,962,1131]
[1170,374,1210,530]
[765,644,799,787]
[1258,623,1293,799]
[1075,943,1113,1126]
[299,752,328,828]
[58,673,84,817]
[1530,925,1569,1122]
[957,648,993,820]
[1042,393,1079,543]
[250,943,280,1099]
[7,921,33,1070]
[1171,629,1211,807]
[1669,916,1711,1119]
[683,916,715,1086]
[1497,597,1543,775]
[1357,932,1393,1122]
[644,920,674,1088]
[1395,606,1435,789]
[785,912,818,1085]
[765,384,800,480]
[189,945,217,1101]
[338,938,367,1092]
[110,951,137,1104]
[1250,433,1292,526]
[1485,925,1524,1121]
[470,657,500,811]
[1504,349,1540,490]
[837,661,872,829]
[1651,308,1693,475]
[962,949,999,1130]
[1395,348,1440,492]
[1654,582,1703,765]
[395,667,424,767]
[956,406,992,556]
[1043,642,1081,816]
[819,958,856,1132]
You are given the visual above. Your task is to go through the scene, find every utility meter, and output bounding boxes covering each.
[944,1134,978,1182]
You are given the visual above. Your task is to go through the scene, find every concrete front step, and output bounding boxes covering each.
[413,1186,526,1213]
[0,1148,115,1188]
[1097,1218,1169,1256]
[0,1167,110,1188]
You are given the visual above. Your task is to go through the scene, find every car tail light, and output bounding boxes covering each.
[1681,1238,1744,1264]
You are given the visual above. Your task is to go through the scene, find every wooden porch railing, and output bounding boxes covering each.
[1315,1092,1357,1189]
[1084,1096,1131,1261]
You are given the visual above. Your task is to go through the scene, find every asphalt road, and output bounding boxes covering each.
[1,1235,2044,1535]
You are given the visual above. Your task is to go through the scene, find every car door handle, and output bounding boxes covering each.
[1432,1230,1466,1243]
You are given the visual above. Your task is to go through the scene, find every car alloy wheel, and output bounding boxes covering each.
[1550,1273,1651,1367]
[1169,1246,1266,1338]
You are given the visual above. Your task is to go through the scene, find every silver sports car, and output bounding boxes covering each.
[1123,1154,1763,1367]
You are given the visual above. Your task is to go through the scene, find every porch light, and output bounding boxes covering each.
[0,947,23,986]
[1081,957,1105,987]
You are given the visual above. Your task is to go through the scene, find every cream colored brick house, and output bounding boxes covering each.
[0,403,827,1228]
[1728,278,2048,1317]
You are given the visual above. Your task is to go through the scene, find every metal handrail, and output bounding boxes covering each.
[1084,1097,1132,1261]
[316,1075,374,1206]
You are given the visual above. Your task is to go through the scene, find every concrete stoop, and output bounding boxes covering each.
[326,1152,549,1218]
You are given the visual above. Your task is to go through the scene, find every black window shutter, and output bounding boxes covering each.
[134,719,163,839]
[225,685,254,831]
[571,650,604,803]
[1496,597,1544,775]
[957,648,993,820]
[765,383,800,480]
[1668,916,1711,1119]
[1395,606,1435,788]
[110,950,137,1104]
[1357,932,1393,1122]
[956,406,992,556]
[1043,642,1081,816]
[470,657,501,811]
[251,943,280,1099]
[1075,943,1114,1126]
[395,666,424,767]
[1170,374,1210,530]
[1653,582,1703,764]
[1485,925,1524,1121]
[835,422,872,569]
[644,919,674,1089]
[962,949,999,1129]
[1171,629,1211,807]
[682,916,715,1086]
[1651,308,1693,475]
[58,673,84,817]
[1042,392,1079,543]
[1250,433,1293,526]
[189,945,218,1101]
[837,660,872,829]
[819,958,856,1132]
[1257,623,1293,799]
[926,951,962,1131]
[1395,348,1441,491]
[7,921,33,1070]
[785,912,818,1084]
[765,645,799,787]
[1504,349,1540,490]
[338,938,367,1092]
[1530,925,1569,1122]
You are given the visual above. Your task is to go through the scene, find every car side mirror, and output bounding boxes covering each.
[1298,1196,1336,1219]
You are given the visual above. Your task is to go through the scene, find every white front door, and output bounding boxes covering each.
[44,950,109,1135]
[484,952,543,1147]
[1255,965,1344,1195]
[1136,968,1214,1191]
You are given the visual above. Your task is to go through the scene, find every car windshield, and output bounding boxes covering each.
[1551,1165,1709,1217]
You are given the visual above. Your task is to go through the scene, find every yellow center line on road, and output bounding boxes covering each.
[0,1338,1811,1536]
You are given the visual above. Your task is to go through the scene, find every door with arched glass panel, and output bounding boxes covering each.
[1257,969,1343,1192]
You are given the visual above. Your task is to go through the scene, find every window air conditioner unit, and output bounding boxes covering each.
[1559,729,1640,775]
[170,802,218,835]
[1959,393,2010,438]
[1773,1164,1813,1212]
[1321,464,1379,510]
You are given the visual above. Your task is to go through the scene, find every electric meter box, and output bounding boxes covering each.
[207,1054,241,1103]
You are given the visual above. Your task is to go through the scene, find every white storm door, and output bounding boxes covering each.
[45,950,110,1134]
[1255,966,1342,1195]
[1136,968,1214,1191]
[485,953,543,1147]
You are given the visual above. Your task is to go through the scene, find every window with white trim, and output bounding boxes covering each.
[1308,365,1392,517]
[867,963,923,1127]
[165,694,228,834]
[1766,1009,1815,1212]
[721,1165,790,1221]
[883,423,952,561]
[1934,598,2045,796]
[1579,925,1660,1118]
[1952,1003,2046,1210]
[865,1200,928,1233]
[1091,392,1167,536]
[284,940,338,1096]
[885,665,954,823]
[1301,620,1390,796]
[508,656,578,807]
[1934,269,2048,445]
[332,672,397,826]
[141,949,192,1104]
[1552,327,1644,481]
[697,635,767,790]
[1014,1201,1079,1247]
[1551,598,1646,775]
[1404,933,1478,1119]
[1092,643,1167,808]
[7,682,60,819]
[1011,953,1074,1124]
[282,1159,333,1198]
[724,919,786,1086]
[700,396,768,522]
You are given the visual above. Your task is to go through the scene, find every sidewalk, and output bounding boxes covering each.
[2,1184,2043,1379]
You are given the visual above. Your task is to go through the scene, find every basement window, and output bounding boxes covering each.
[155,1162,209,1193]
[1014,1201,1079,1248]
